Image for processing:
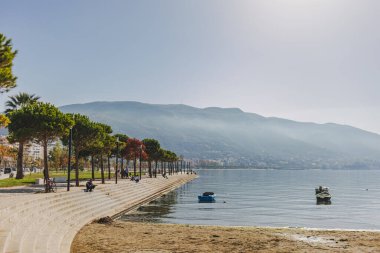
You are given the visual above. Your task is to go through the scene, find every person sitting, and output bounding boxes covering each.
[86,179,96,192]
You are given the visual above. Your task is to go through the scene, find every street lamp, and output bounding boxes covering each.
[67,125,73,191]
[139,144,142,180]
[115,137,119,184]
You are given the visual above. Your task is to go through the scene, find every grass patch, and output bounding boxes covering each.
[0,171,119,188]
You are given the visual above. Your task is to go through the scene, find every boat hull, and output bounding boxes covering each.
[316,196,331,201]
[198,195,215,202]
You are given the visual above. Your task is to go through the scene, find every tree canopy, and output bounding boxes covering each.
[62,113,103,186]
[7,102,73,181]
[5,92,41,179]
[142,138,161,162]
[0,33,17,93]
[124,138,147,161]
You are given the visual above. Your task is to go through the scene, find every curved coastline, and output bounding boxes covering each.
[0,174,196,253]
[71,173,380,253]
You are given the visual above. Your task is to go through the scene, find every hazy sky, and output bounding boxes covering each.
[1,0,379,133]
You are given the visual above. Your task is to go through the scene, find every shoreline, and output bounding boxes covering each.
[72,220,380,253]
[118,208,380,233]
[188,224,380,233]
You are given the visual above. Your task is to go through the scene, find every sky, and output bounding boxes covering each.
[1,0,379,134]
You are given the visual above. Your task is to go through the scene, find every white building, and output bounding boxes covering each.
[1,135,58,162]
[24,142,44,160]
[24,140,58,161]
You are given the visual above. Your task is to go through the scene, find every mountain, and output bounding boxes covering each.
[60,101,380,169]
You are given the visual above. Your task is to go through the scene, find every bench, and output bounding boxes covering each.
[54,177,66,183]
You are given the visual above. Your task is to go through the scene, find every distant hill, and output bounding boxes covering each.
[60,101,380,169]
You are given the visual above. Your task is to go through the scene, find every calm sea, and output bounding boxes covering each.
[119,169,380,230]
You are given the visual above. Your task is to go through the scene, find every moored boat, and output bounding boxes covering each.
[198,192,215,202]
[315,186,331,201]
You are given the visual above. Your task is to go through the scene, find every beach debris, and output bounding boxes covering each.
[278,232,347,249]
[96,216,113,224]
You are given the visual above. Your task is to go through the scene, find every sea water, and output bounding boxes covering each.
[119,168,380,230]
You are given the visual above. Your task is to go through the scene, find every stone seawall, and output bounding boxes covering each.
[0,174,197,253]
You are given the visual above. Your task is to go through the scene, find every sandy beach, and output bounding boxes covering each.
[71,220,380,253]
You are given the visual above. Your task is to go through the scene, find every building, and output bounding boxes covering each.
[1,135,59,163]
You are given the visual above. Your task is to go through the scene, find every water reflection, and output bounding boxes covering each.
[119,190,178,223]
[316,199,332,205]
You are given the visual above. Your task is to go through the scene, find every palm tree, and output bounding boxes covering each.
[5,92,40,179]
[5,92,40,114]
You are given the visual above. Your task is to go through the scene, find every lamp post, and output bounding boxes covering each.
[67,126,72,191]
[115,137,119,184]
[139,144,142,180]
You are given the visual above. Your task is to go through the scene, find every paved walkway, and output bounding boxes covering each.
[0,174,196,253]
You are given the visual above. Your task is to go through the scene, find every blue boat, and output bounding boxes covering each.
[198,192,215,202]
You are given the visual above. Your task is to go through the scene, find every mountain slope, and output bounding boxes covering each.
[60,101,380,169]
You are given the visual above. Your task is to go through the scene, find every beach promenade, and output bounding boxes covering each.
[0,174,196,253]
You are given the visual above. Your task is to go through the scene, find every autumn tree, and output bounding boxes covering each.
[124,138,147,177]
[0,114,10,128]
[0,145,16,168]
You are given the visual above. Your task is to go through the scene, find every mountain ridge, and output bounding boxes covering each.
[59,101,380,169]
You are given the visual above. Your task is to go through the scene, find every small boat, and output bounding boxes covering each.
[198,192,215,202]
[315,186,331,201]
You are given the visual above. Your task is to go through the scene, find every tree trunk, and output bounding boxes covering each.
[133,157,136,176]
[148,161,152,178]
[121,157,124,178]
[107,156,111,179]
[43,140,49,192]
[16,141,24,179]
[100,154,105,184]
[154,160,158,178]
[91,155,95,180]
[126,159,130,178]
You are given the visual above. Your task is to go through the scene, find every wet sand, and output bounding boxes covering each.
[71,221,380,252]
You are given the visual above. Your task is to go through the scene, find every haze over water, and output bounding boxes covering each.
[121,169,380,230]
